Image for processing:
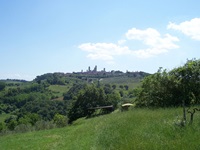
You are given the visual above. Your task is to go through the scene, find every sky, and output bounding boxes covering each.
[1,0,200,80]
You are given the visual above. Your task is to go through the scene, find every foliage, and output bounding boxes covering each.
[4,115,18,130]
[103,84,113,94]
[68,85,120,123]
[19,100,68,121]
[135,59,200,108]
[53,113,68,127]
[17,113,41,125]
[34,73,66,85]
[63,83,87,100]
[106,91,121,108]
[1,81,68,132]
[68,85,106,122]
[34,120,56,131]
[0,81,6,91]
[0,122,6,132]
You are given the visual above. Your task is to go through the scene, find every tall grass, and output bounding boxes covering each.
[0,108,200,150]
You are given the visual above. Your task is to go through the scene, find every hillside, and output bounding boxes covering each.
[0,108,200,150]
[1,59,200,149]
[0,70,148,134]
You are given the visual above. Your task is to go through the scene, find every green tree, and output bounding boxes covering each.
[170,59,200,121]
[135,59,200,123]
[104,84,113,94]
[18,113,41,126]
[0,81,6,91]
[124,85,129,90]
[119,85,124,89]
[53,113,68,127]
[68,85,107,123]
[106,92,121,108]
[5,115,18,130]
[0,122,6,132]
[18,116,31,125]
[112,84,116,90]
[63,84,87,100]
[7,120,18,130]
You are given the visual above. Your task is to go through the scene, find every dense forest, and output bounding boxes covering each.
[0,59,200,134]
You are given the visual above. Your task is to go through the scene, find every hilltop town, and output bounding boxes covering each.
[71,65,149,78]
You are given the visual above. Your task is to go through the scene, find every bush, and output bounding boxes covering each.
[14,124,33,133]
[53,113,68,127]
[0,122,6,132]
[34,120,56,131]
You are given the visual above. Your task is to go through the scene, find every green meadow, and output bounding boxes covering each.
[1,108,200,150]
[48,85,70,98]
[100,76,141,89]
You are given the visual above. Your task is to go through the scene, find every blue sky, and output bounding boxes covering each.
[1,0,200,80]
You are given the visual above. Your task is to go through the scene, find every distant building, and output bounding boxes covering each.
[93,65,97,72]
[88,66,91,72]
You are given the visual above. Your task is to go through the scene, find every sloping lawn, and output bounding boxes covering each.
[0,108,200,150]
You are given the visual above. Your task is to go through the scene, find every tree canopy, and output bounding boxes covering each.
[0,81,6,91]
[135,59,200,108]
[68,85,120,123]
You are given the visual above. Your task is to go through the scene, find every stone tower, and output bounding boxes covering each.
[93,65,97,72]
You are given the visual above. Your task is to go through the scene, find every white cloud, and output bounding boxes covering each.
[78,43,132,63]
[133,48,168,58]
[167,18,200,40]
[125,28,179,58]
[126,28,160,42]
[126,28,179,49]
[117,39,126,45]
[79,28,179,61]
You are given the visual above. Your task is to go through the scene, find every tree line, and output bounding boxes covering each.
[135,59,200,107]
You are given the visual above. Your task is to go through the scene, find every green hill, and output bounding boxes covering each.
[0,71,146,133]
[0,108,199,150]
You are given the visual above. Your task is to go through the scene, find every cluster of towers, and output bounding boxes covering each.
[84,65,105,73]
[88,66,97,72]
[79,66,106,74]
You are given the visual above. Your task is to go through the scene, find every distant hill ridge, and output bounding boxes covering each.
[0,66,150,81]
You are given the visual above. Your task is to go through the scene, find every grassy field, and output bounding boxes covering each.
[99,76,142,91]
[0,108,200,150]
[48,85,70,98]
